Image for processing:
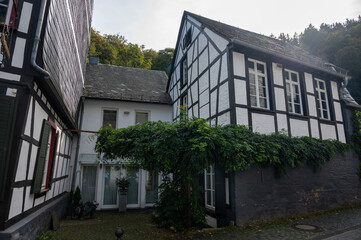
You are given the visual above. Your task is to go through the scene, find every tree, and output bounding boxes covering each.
[151,48,175,73]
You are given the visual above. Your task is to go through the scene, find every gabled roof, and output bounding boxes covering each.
[84,64,171,104]
[184,11,348,78]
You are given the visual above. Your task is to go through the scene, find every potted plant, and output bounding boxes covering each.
[116,177,130,212]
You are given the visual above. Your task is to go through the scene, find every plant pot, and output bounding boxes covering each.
[118,190,128,212]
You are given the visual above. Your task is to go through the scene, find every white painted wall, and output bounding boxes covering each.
[290,118,309,137]
[272,63,283,86]
[320,124,337,140]
[233,52,246,78]
[252,113,275,134]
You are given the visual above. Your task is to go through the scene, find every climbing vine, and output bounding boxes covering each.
[95,117,348,231]
[351,110,361,180]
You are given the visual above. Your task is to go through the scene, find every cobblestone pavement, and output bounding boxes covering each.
[193,207,361,240]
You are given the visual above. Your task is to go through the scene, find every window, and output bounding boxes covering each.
[180,57,188,87]
[183,29,192,49]
[204,165,215,209]
[103,110,117,128]
[315,78,330,120]
[136,112,149,124]
[32,119,58,194]
[181,94,188,107]
[248,59,269,109]
[0,0,15,26]
[285,69,303,114]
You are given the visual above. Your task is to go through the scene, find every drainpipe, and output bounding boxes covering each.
[30,0,49,76]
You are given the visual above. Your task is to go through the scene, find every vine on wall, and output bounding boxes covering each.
[95,117,349,231]
[352,110,361,180]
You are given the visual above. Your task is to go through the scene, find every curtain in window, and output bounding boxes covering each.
[103,166,120,205]
[127,168,139,204]
[82,166,97,202]
[145,172,158,203]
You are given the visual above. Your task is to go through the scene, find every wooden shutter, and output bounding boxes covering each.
[48,132,59,189]
[0,96,16,200]
[31,120,51,194]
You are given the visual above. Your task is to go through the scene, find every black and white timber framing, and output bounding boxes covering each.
[168,11,359,227]
[0,0,92,234]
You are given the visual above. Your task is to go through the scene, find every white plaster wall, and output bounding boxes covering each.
[290,118,309,137]
[15,141,29,181]
[333,102,343,122]
[24,97,33,136]
[233,52,246,77]
[198,33,207,53]
[8,187,24,219]
[18,2,33,33]
[337,123,346,143]
[272,63,283,86]
[204,27,229,52]
[220,53,228,82]
[33,101,49,141]
[210,59,220,90]
[209,42,218,64]
[27,145,38,181]
[276,113,288,132]
[274,87,286,111]
[307,95,318,117]
[11,37,26,68]
[210,90,217,117]
[23,187,33,211]
[200,103,210,119]
[331,81,339,100]
[234,79,247,105]
[199,89,209,107]
[193,103,199,118]
[199,70,209,94]
[218,111,230,126]
[218,82,229,112]
[199,47,209,74]
[304,73,314,93]
[252,113,275,134]
[310,119,320,138]
[236,107,248,126]
[320,124,337,140]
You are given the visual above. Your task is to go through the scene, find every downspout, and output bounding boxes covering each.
[71,96,85,191]
[30,0,49,76]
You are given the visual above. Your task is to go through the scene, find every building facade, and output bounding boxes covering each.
[0,0,92,238]
[168,11,361,227]
[74,63,172,210]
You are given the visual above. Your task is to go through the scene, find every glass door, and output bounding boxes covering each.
[126,168,140,207]
[145,172,158,204]
[81,165,97,202]
[102,166,121,208]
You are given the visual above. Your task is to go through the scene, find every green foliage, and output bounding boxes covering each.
[36,231,53,240]
[116,177,130,190]
[95,117,348,231]
[351,110,361,180]
[89,28,174,72]
[73,186,81,205]
[275,17,361,104]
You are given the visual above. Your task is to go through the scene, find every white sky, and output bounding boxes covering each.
[92,0,361,51]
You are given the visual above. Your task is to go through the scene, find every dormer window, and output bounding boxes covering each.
[182,29,192,49]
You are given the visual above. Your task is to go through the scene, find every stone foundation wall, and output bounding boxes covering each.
[234,150,361,225]
[0,193,69,240]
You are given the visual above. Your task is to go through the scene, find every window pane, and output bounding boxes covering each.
[82,166,97,202]
[294,104,301,114]
[323,110,328,119]
[293,85,299,94]
[288,102,293,112]
[212,190,215,206]
[284,71,290,81]
[322,101,327,110]
[207,191,211,205]
[294,94,300,104]
[248,61,255,70]
[320,92,326,101]
[0,6,7,24]
[206,174,211,189]
[259,86,266,98]
[103,110,117,128]
[257,63,265,74]
[291,73,298,82]
[127,168,139,204]
[260,98,267,108]
[258,76,266,87]
[249,73,256,85]
[286,83,291,96]
[319,81,325,90]
[136,112,148,124]
[250,96,257,107]
[249,83,256,95]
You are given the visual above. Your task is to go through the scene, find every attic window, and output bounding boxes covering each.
[183,29,192,49]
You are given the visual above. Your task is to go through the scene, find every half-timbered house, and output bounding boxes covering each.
[0,0,92,238]
[168,11,361,227]
[74,61,172,210]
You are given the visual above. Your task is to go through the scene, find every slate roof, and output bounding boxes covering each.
[84,64,171,104]
[185,11,348,78]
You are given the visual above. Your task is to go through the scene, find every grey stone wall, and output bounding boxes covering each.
[0,194,69,240]
[234,150,361,225]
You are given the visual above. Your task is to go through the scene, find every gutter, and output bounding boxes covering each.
[30,0,49,76]
[232,39,347,79]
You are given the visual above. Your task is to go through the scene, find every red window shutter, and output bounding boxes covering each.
[9,0,18,27]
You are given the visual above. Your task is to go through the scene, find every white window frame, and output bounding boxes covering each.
[135,111,150,125]
[102,108,118,128]
[315,78,330,120]
[285,69,303,115]
[0,0,14,25]
[204,165,215,210]
[248,58,269,109]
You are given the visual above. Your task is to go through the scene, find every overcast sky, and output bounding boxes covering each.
[92,0,361,51]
